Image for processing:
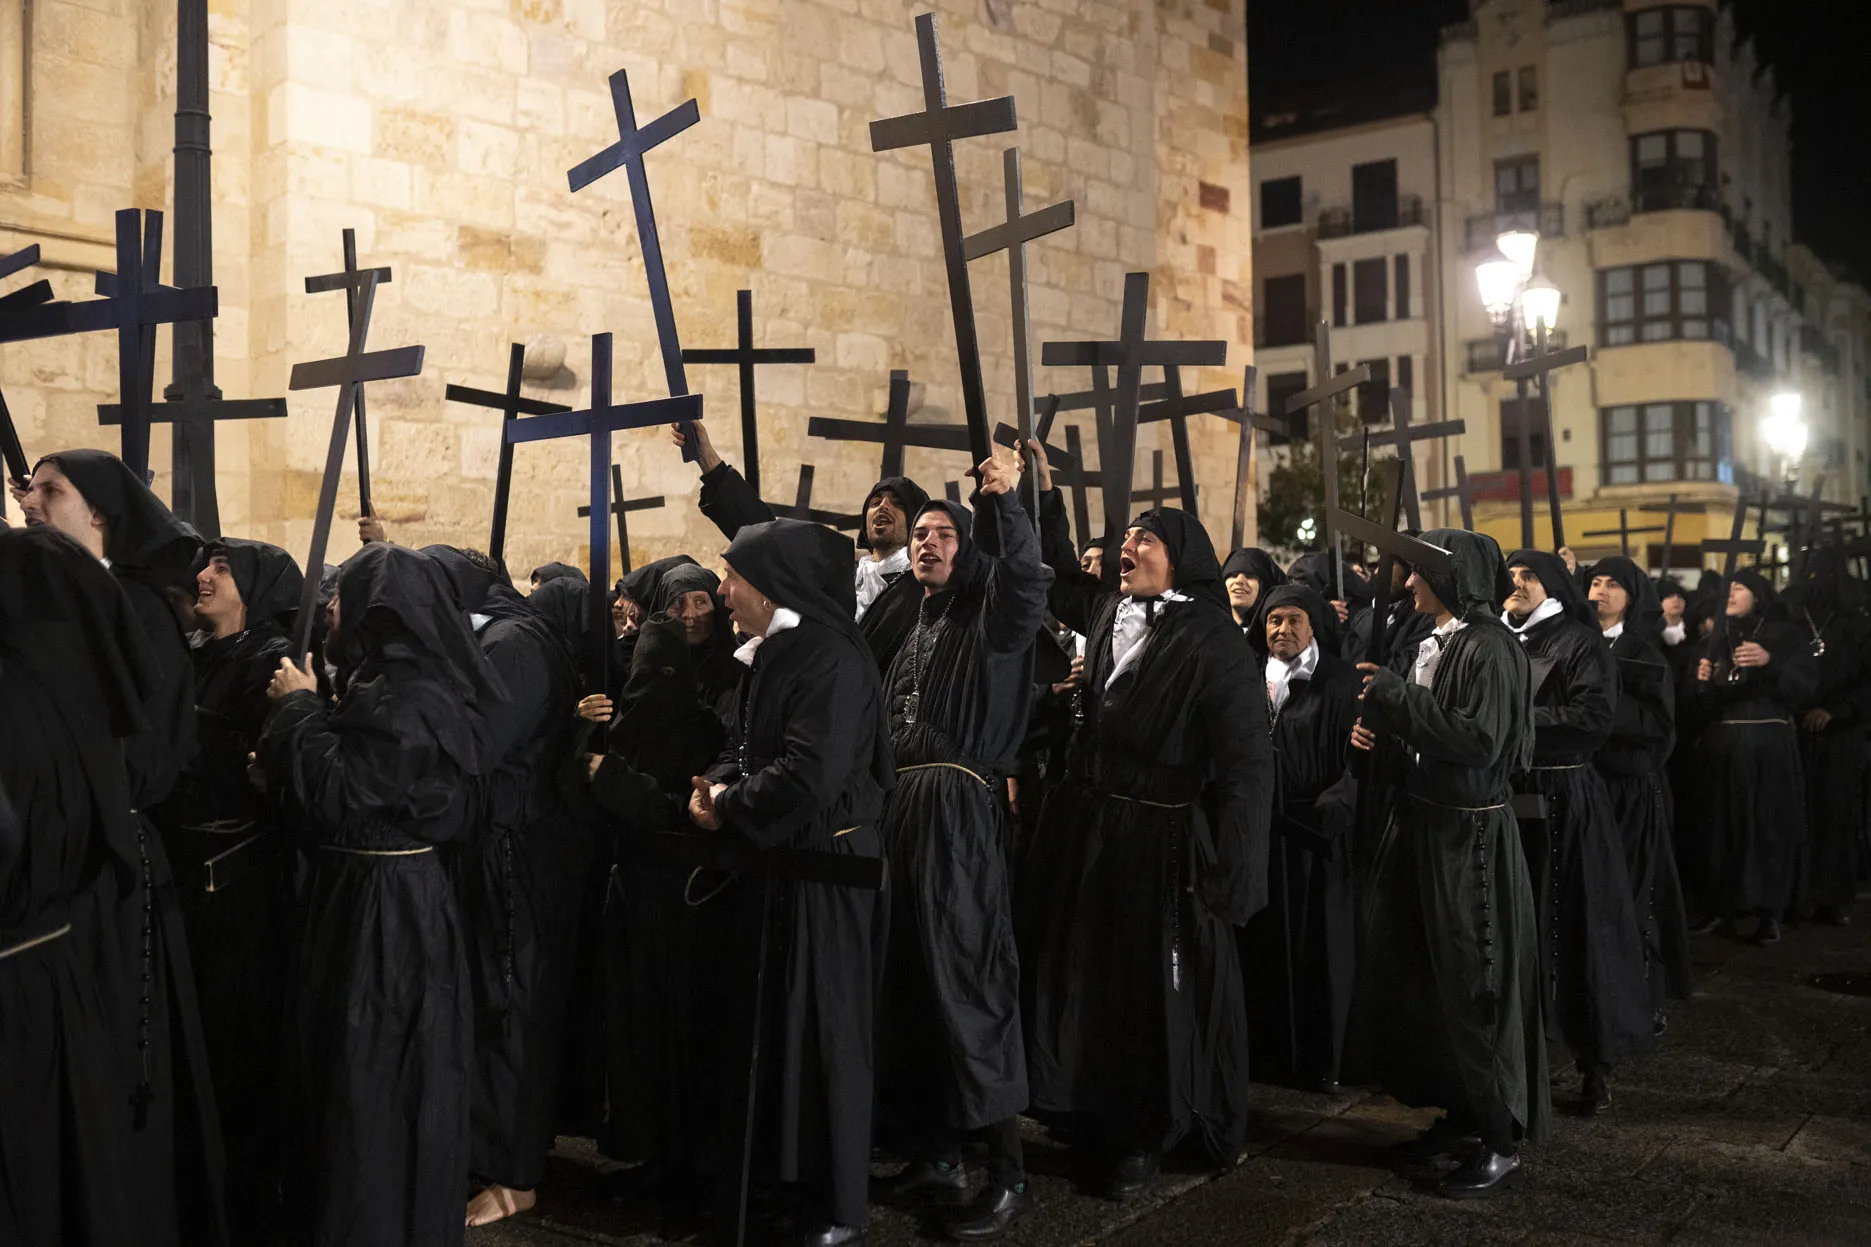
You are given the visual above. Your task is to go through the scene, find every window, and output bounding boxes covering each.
[1601,401,1727,483]
[1494,156,1540,213]
[1518,67,1539,112]
[1394,254,1411,320]
[1500,396,1549,471]
[1397,355,1414,399]
[1353,258,1388,325]
[1357,358,1390,424]
[1261,274,1309,347]
[1631,129,1717,212]
[1267,371,1310,443]
[1260,176,1302,229]
[1332,263,1347,327]
[1351,159,1399,233]
[1629,6,1715,69]
[1598,261,1729,346]
[1492,71,1512,117]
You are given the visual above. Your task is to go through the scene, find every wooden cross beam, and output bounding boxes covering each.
[1637,494,1680,580]
[575,463,667,577]
[1501,338,1589,550]
[766,464,862,531]
[1279,321,1369,600]
[286,269,425,659]
[0,243,39,283]
[1215,365,1291,551]
[1137,364,1237,513]
[963,146,1074,521]
[807,369,972,478]
[503,333,704,691]
[444,342,574,570]
[299,230,391,517]
[0,384,29,493]
[682,289,815,497]
[1582,508,1667,558]
[1701,492,1765,580]
[1363,401,1466,535]
[1421,453,1477,532]
[1041,272,1226,538]
[568,67,704,459]
[870,11,1017,466]
[0,245,51,317]
[1131,449,1182,513]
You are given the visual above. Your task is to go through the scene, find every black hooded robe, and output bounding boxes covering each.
[259,544,503,1247]
[1352,529,1550,1153]
[1505,551,1654,1072]
[707,519,894,1229]
[1020,495,1273,1162]
[1783,571,1871,911]
[875,490,1051,1144]
[1238,585,1360,1088]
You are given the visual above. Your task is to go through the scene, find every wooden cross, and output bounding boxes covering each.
[994,417,1104,551]
[576,463,667,577]
[682,289,815,497]
[1137,364,1238,513]
[1131,449,1183,513]
[502,332,703,692]
[1582,508,1667,559]
[569,68,704,459]
[1217,366,1293,551]
[807,369,972,479]
[0,244,50,317]
[1364,397,1466,534]
[300,230,393,518]
[870,12,1018,465]
[962,146,1074,519]
[1041,272,1226,539]
[766,464,861,531]
[1421,454,1477,532]
[444,342,573,570]
[285,269,425,659]
[1638,494,1680,580]
[0,211,218,479]
[1762,477,1852,583]
[1280,320,1369,600]
[0,247,40,501]
[1701,490,1766,670]
[1501,333,1589,550]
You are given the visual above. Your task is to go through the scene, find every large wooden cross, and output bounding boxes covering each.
[1137,364,1238,513]
[962,146,1074,518]
[1638,494,1680,580]
[1501,332,1589,550]
[503,332,703,691]
[1363,394,1465,534]
[1701,490,1767,672]
[807,369,972,479]
[577,463,667,577]
[870,12,1017,465]
[1421,454,1477,531]
[569,68,704,458]
[302,230,393,517]
[0,247,44,502]
[1582,508,1668,560]
[767,463,862,531]
[444,342,573,570]
[1280,321,1370,600]
[285,269,425,659]
[682,289,815,497]
[1219,366,1293,551]
[1131,449,1183,513]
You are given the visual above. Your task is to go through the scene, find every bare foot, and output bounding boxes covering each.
[465,1184,537,1227]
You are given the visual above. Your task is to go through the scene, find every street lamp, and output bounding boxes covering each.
[1475,230,1565,549]
[1762,391,1808,468]
[1521,275,1562,334]
[1476,250,1522,327]
[1497,228,1540,281]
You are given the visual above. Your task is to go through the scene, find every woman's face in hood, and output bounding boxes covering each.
[1226,573,1261,613]
[669,590,716,645]
[19,461,107,559]
[1118,527,1173,596]
[1727,582,1755,618]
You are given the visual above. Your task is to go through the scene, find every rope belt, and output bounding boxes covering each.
[1105,793,1192,811]
[318,845,435,857]
[1408,794,1508,812]
[896,762,988,786]
[1718,717,1793,727]
[180,819,256,836]
[685,868,734,908]
[832,826,858,837]
[0,923,72,961]
[1532,763,1588,772]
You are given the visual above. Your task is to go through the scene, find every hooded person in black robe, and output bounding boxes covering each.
[1348,529,1549,1197]
[154,537,304,1242]
[1021,469,1273,1199]
[1238,583,1360,1092]
[19,449,226,1247]
[1782,550,1871,923]
[651,558,743,725]
[1689,568,1820,942]
[1503,549,1654,1114]
[870,458,1051,1240]
[1288,550,1376,661]
[1588,558,1693,1021]
[1221,546,1286,635]
[530,561,586,589]
[689,518,893,1247]
[421,546,586,1226]
[0,526,152,1247]
[679,419,930,673]
[258,542,506,1247]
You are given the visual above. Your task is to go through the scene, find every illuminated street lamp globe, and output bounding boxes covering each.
[1762,392,1808,461]
[1496,229,1540,281]
[1521,274,1561,333]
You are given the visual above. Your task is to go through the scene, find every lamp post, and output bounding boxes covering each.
[1478,231,1563,547]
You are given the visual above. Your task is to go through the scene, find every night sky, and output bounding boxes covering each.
[1249,0,1871,287]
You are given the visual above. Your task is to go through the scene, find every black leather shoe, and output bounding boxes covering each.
[1388,1119,1479,1166]
[1438,1149,1523,1199]
[799,1224,867,1247]
[876,1159,968,1205]
[946,1183,1033,1241]
[1755,916,1782,944]
[1579,1070,1612,1116]
[1106,1151,1159,1201]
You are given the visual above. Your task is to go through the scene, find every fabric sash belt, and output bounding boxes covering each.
[189,832,275,893]
[318,845,435,857]
[1717,717,1793,727]
[896,762,989,786]
[1408,793,1508,813]
[0,922,73,961]
[1531,763,1587,772]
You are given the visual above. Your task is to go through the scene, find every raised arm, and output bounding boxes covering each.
[970,459,1054,654]
[678,419,776,541]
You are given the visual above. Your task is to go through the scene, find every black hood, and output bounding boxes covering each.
[420,544,534,625]
[203,537,304,631]
[859,476,930,550]
[607,614,726,793]
[619,554,701,610]
[530,561,586,587]
[1418,529,1513,625]
[1221,546,1287,593]
[527,575,590,657]
[36,448,201,591]
[910,497,985,594]
[724,519,864,647]
[1286,550,1375,612]
[1507,548,1598,629]
[1783,547,1863,615]
[1589,555,1661,630]
[1129,507,1228,611]
[655,560,722,613]
[1730,567,1777,619]
[1248,581,1340,658]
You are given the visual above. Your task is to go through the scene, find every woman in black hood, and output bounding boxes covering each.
[651,558,743,725]
[1221,546,1286,630]
[258,542,504,1247]
[1687,566,1820,943]
[529,561,586,589]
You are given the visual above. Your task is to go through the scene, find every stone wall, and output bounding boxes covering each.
[2,0,1252,576]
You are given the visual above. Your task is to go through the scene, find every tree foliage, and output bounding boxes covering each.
[1257,407,1397,562]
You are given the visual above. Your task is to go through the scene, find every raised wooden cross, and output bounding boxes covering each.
[1280,321,1369,600]
[807,369,972,479]
[682,289,815,497]
[577,462,667,577]
[1501,334,1589,549]
[444,342,573,570]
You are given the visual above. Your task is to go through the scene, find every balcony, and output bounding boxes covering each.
[1317,194,1426,240]
[1634,183,1719,216]
[1468,467,1576,504]
[1464,203,1564,253]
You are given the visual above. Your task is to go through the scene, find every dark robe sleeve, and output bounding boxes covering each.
[697,462,777,542]
[1192,625,1275,924]
[1038,484,1075,573]
[973,488,1053,654]
[1532,629,1618,756]
[120,579,197,809]
[1038,489,1113,638]
[588,756,688,834]
[1815,620,1871,726]
[715,644,874,849]
[481,626,554,768]
[1368,651,1520,771]
[1693,622,1822,711]
[1606,641,1674,761]
[259,686,461,837]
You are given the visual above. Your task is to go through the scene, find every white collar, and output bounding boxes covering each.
[733,606,802,667]
[1413,616,1469,689]
[1106,590,1189,690]
[1265,639,1319,712]
[470,612,493,633]
[1503,595,1563,638]
[854,547,909,620]
[1601,620,1625,641]
[1661,620,1687,646]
